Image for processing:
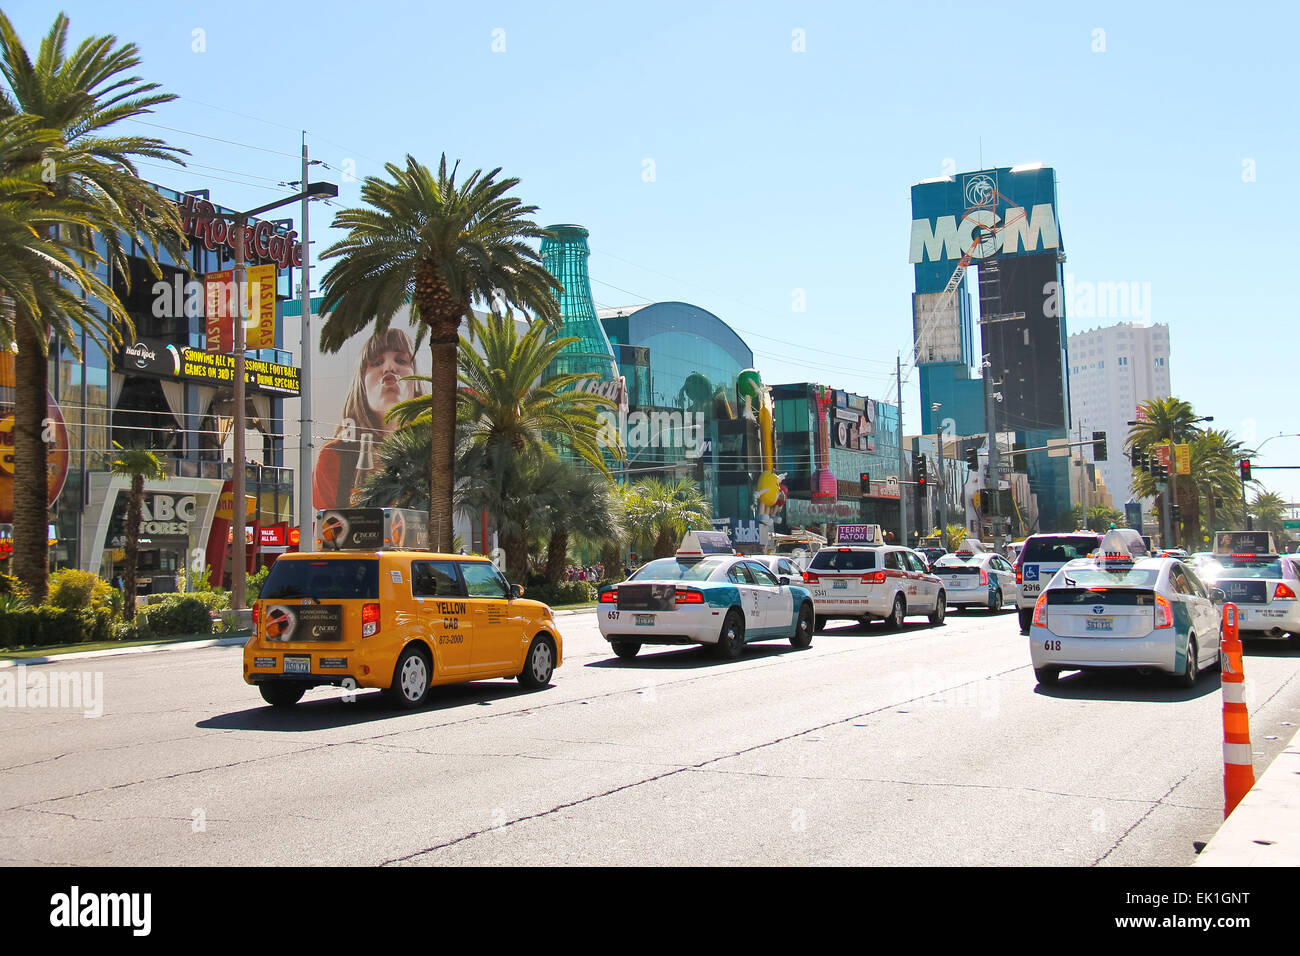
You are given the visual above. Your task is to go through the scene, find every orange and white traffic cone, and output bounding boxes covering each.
[1219,602,1255,818]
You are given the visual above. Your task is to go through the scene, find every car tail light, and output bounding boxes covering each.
[599,590,618,603]
[1155,595,1174,629]
[1031,593,1048,628]
[860,571,886,584]
[803,571,819,584]
[980,569,988,585]
[362,602,381,637]
[252,604,260,627]
[1015,567,1023,585]
[1276,583,1297,600]
[675,589,705,604]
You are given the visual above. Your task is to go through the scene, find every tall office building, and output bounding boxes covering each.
[1067,322,1172,509]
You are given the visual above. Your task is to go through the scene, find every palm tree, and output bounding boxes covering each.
[1125,397,1209,550]
[318,154,561,552]
[0,12,186,602]
[1250,491,1287,544]
[1189,429,1247,538]
[109,445,166,621]
[535,460,624,583]
[354,424,432,511]
[388,310,621,475]
[624,477,713,558]
[456,444,550,581]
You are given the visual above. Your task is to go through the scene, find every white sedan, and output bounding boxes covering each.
[933,551,1017,612]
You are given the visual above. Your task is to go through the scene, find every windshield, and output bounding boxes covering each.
[1213,559,1284,579]
[936,555,980,567]
[809,549,877,572]
[631,557,729,581]
[262,559,379,600]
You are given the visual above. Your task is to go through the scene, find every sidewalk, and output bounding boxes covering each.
[1194,721,1300,867]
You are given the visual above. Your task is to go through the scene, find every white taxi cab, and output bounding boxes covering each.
[1028,530,1223,687]
[1199,531,1300,640]
[802,525,945,631]
[933,540,1017,612]
[596,531,816,659]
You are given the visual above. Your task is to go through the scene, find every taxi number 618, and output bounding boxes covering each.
[1043,640,1061,651]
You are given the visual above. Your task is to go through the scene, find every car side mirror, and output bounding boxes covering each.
[511,583,524,600]
[778,575,790,586]
[1211,588,1226,604]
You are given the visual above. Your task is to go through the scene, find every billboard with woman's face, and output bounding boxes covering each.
[311,326,424,510]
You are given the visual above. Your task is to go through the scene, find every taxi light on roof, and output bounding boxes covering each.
[674,589,705,604]
[676,530,733,557]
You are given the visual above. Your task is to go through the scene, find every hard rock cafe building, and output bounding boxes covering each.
[0,184,304,591]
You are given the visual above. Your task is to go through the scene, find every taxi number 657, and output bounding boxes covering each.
[1043,640,1061,651]
[606,611,619,621]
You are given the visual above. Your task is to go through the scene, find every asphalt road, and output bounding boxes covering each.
[2,607,1299,866]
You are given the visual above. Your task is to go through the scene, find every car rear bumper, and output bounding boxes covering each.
[1235,603,1300,634]
[1029,626,1179,673]
[598,610,724,645]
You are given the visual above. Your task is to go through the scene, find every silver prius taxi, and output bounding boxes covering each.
[597,531,816,659]
[1199,531,1300,640]
[1028,530,1224,687]
[933,540,1017,613]
[802,525,946,631]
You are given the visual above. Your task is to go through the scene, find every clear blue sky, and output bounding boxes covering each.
[10,0,1299,505]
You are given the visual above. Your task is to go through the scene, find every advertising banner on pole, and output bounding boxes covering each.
[204,269,234,352]
[245,264,277,349]
[1174,443,1191,475]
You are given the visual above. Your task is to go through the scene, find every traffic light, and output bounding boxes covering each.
[916,456,929,488]
[1239,459,1252,481]
[1092,430,1107,462]
[964,445,979,469]
[859,472,871,496]
[1171,504,1182,525]
[1153,460,1168,482]
[1011,440,1027,473]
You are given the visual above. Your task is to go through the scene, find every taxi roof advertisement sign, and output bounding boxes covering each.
[1214,530,1275,555]
[835,524,884,545]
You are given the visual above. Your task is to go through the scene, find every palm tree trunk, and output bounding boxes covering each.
[12,317,49,604]
[545,529,569,584]
[502,531,529,584]
[123,474,144,622]
[653,526,675,558]
[427,336,458,552]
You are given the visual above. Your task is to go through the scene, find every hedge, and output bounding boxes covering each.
[522,580,595,606]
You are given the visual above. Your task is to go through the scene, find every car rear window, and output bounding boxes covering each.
[1214,558,1284,579]
[1052,568,1159,588]
[1022,536,1100,564]
[631,557,729,581]
[810,550,877,572]
[936,555,979,567]
[261,559,379,600]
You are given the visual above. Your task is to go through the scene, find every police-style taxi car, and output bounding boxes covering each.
[802,524,946,631]
[243,508,563,708]
[596,531,816,659]
[932,540,1017,613]
[1028,529,1224,687]
[1199,531,1300,640]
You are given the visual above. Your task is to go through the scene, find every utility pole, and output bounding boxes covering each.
[897,354,908,546]
[983,354,1001,542]
[297,136,314,541]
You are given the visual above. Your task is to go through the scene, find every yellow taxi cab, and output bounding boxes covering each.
[243,508,563,708]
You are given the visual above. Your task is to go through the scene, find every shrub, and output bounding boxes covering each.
[0,573,24,598]
[522,580,595,606]
[47,569,113,612]
[247,566,269,601]
[139,596,213,638]
[0,606,83,649]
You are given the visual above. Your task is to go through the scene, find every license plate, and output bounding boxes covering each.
[1085,618,1114,632]
[833,580,849,590]
[283,656,310,673]
[634,614,656,626]
[947,577,966,587]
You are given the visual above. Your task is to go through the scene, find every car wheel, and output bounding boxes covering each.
[259,682,305,708]
[814,615,827,633]
[387,644,431,709]
[714,610,745,659]
[518,636,556,689]
[929,592,946,626]
[1034,666,1060,685]
[1176,637,1199,688]
[612,641,641,660]
[1018,608,1033,633]
[990,588,1003,613]
[791,603,814,648]
[885,594,906,630]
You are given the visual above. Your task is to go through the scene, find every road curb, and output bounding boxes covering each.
[0,635,250,668]
[1194,721,1300,867]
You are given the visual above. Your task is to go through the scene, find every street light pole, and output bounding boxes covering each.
[227,181,338,613]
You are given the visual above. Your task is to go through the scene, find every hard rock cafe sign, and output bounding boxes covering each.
[178,194,302,269]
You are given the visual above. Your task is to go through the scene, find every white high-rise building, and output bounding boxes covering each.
[1067,322,1171,511]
